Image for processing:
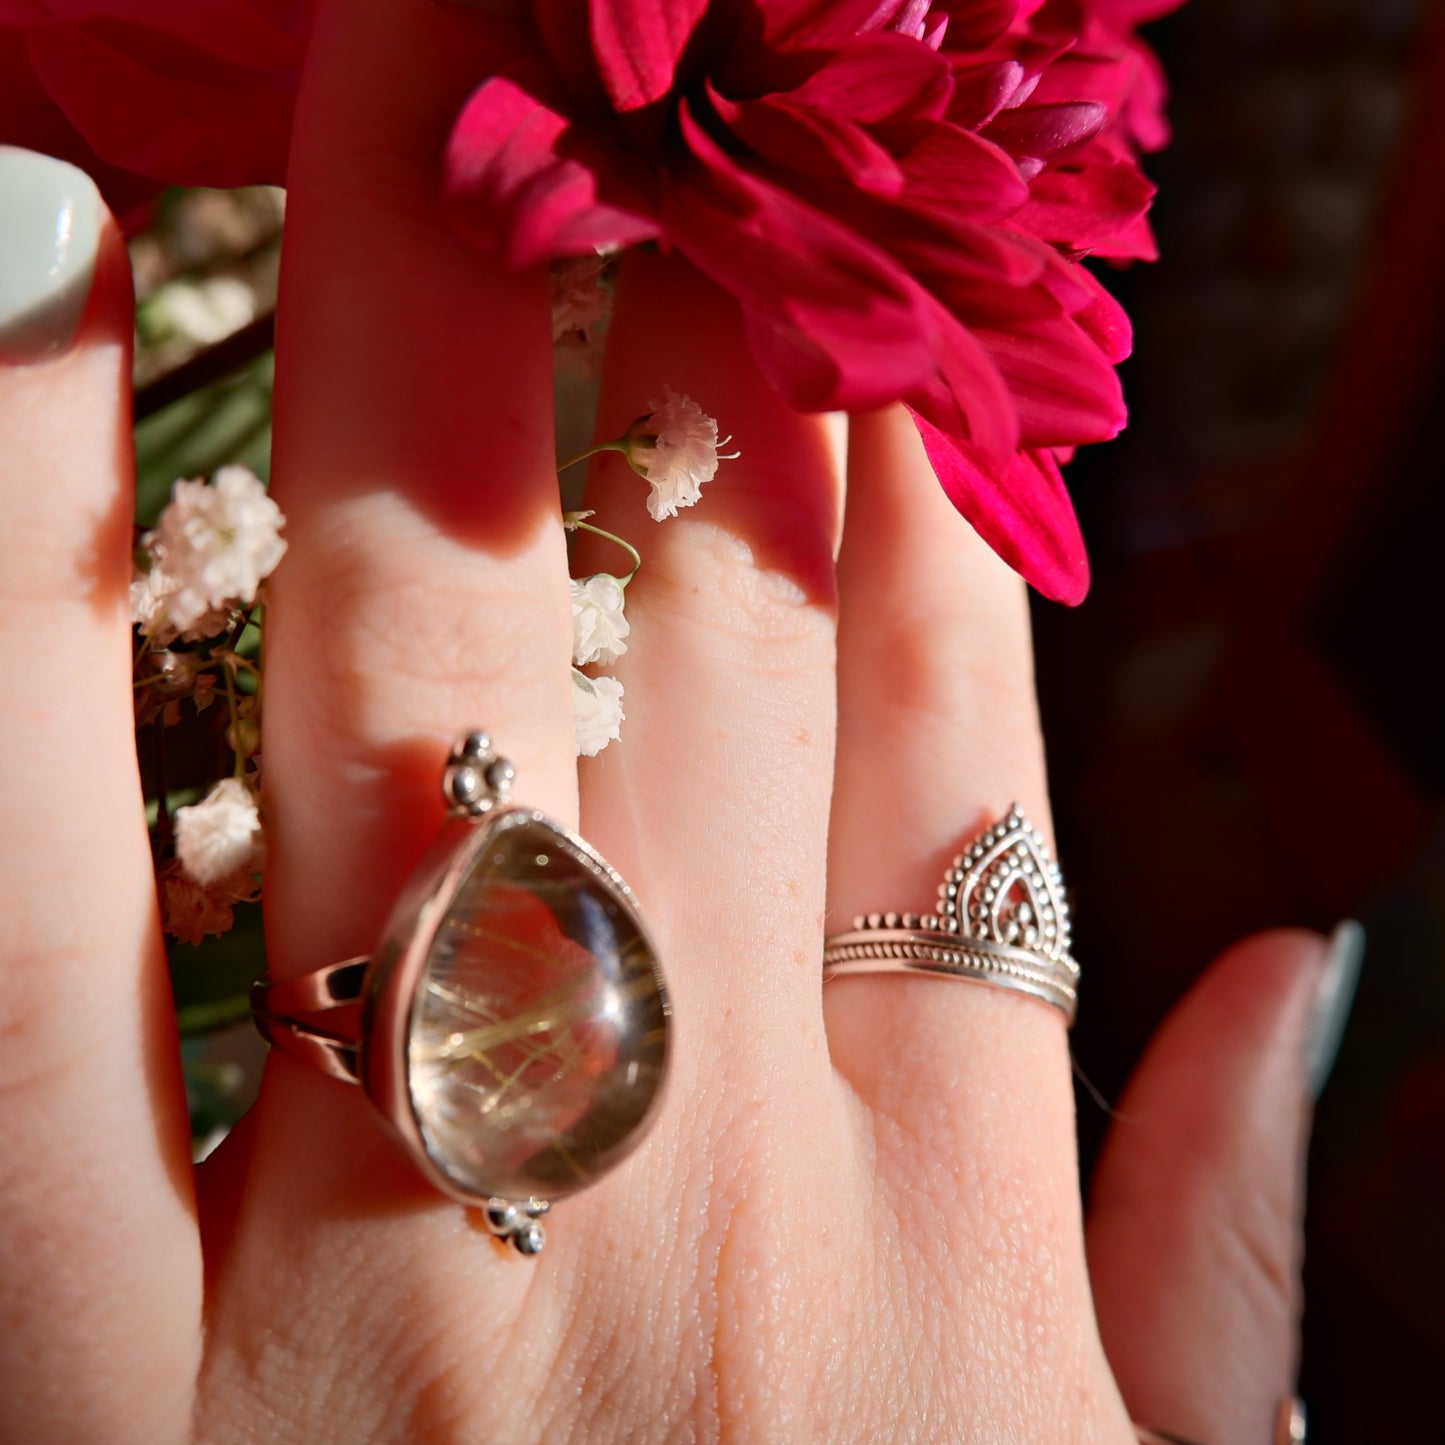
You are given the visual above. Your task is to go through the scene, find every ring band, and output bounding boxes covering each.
[252,730,671,1254]
[823,805,1078,1025]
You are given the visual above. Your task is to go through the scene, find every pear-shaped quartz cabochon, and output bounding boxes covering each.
[406,814,669,1202]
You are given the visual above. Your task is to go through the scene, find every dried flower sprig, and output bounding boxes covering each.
[133,465,285,944]
[571,670,626,757]
[559,387,740,524]
[132,465,285,642]
[558,389,738,756]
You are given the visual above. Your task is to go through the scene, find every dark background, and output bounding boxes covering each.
[1046,0,1445,1437]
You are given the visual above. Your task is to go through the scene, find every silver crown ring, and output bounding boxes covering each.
[822,806,1079,1026]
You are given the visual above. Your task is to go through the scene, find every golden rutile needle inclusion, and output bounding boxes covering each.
[407,815,667,1201]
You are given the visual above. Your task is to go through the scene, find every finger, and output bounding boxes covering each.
[262,0,573,988]
[197,0,574,1409]
[1087,927,1357,1445]
[825,406,1069,1138]
[573,252,844,1073]
[0,148,198,1443]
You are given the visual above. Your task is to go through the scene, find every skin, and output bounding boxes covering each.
[0,2,1326,1441]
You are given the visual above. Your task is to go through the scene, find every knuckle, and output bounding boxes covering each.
[647,525,835,671]
[286,518,569,721]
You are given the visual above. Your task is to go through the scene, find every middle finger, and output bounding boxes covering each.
[198,0,577,1431]
[576,251,845,1092]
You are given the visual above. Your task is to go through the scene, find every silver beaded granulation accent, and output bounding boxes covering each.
[934,804,1073,967]
[484,1196,551,1255]
[443,730,516,819]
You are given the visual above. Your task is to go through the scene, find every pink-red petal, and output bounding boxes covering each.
[893,120,1029,223]
[1014,138,1157,251]
[589,0,709,112]
[981,99,1108,158]
[718,89,904,195]
[910,414,1090,604]
[38,0,310,66]
[27,17,293,187]
[0,18,158,217]
[784,30,951,125]
[663,99,937,410]
[1070,266,1134,365]
[973,310,1127,447]
[905,290,1021,461]
[761,0,919,51]
[446,74,658,268]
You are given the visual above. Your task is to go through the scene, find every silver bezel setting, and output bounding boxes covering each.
[357,804,671,1211]
[250,732,671,1253]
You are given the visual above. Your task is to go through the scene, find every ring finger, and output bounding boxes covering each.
[825,408,1101,1402]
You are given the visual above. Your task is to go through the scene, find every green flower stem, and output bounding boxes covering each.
[570,518,642,585]
[176,996,254,1036]
[222,656,244,780]
[556,439,626,473]
[133,622,158,671]
[152,724,172,863]
[252,601,266,716]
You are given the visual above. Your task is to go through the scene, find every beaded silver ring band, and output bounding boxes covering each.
[823,805,1079,1025]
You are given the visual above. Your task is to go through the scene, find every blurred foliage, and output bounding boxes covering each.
[134,354,274,526]
[129,188,282,1142]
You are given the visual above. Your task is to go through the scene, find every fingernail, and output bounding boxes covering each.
[1305,920,1364,1099]
[0,147,102,363]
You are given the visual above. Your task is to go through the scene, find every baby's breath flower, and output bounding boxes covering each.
[622,385,738,521]
[130,562,175,637]
[570,574,630,667]
[153,275,257,346]
[550,255,612,343]
[572,669,624,757]
[140,466,286,634]
[129,562,231,644]
[174,777,263,886]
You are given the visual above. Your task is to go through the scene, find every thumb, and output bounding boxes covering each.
[1086,924,1362,1445]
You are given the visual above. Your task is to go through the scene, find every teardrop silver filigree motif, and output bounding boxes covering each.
[935,805,1074,969]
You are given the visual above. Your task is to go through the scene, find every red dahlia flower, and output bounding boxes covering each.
[0,0,1183,603]
[447,0,1179,602]
[0,0,308,222]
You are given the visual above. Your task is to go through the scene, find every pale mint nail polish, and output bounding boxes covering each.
[0,147,102,362]
[1306,920,1364,1099]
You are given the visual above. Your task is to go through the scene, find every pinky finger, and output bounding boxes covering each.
[1087,927,1357,1445]
[0,150,199,1444]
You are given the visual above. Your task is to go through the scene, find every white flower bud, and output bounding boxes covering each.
[550,255,612,343]
[153,276,257,346]
[141,466,286,634]
[571,669,625,757]
[570,574,630,666]
[174,778,263,886]
[623,385,738,521]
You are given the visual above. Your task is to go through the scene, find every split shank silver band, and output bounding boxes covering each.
[823,805,1079,1026]
[250,730,671,1256]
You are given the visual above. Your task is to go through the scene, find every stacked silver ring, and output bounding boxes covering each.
[823,805,1079,1026]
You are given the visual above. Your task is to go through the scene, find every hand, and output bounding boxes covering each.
[0,3,1341,1441]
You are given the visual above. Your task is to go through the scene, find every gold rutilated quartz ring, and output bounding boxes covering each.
[252,731,671,1255]
[823,805,1079,1026]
